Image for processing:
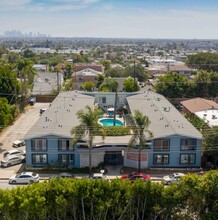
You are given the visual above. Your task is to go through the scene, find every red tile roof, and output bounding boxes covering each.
[181,98,218,113]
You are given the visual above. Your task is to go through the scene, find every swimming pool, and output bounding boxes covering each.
[99,118,123,126]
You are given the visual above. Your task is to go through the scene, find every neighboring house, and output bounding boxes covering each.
[146,65,167,75]
[146,61,195,78]
[169,62,196,76]
[25,90,202,169]
[32,72,64,95]
[72,65,104,90]
[33,64,49,73]
[181,98,218,127]
[181,98,218,114]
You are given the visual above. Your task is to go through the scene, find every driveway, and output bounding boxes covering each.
[0,103,50,178]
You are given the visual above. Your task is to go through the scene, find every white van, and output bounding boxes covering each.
[12,139,25,148]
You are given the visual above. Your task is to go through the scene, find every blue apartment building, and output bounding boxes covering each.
[24,90,202,169]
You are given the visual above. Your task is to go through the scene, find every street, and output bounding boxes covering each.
[0,103,50,178]
[0,177,162,190]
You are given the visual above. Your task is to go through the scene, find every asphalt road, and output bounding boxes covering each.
[0,103,50,178]
[0,178,162,190]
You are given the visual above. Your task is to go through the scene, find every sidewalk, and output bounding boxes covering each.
[0,169,17,180]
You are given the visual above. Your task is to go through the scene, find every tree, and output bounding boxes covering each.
[100,59,111,71]
[209,72,218,97]
[127,110,153,173]
[192,70,211,97]
[64,62,74,78]
[123,77,140,92]
[63,78,73,91]
[186,52,218,72]
[185,113,207,131]
[23,49,37,59]
[125,63,148,82]
[0,98,13,131]
[7,52,21,64]
[105,67,126,78]
[99,78,119,92]
[71,53,89,63]
[17,58,37,97]
[154,72,190,98]
[81,81,95,92]
[0,65,20,104]
[71,106,105,174]
[203,126,218,167]
[96,74,105,89]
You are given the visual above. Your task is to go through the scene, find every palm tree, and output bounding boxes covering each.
[17,58,36,97]
[128,110,153,173]
[71,105,105,175]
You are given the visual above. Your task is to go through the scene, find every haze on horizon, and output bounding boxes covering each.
[1,0,218,39]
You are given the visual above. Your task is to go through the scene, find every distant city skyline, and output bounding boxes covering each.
[3,30,50,38]
[1,0,218,39]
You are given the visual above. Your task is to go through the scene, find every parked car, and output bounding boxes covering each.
[162,173,185,185]
[90,173,108,180]
[28,97,36,106]
[121,173,151,182]
[49,172,75,180]
[3,149,26,158]
[1,155,25,167]
[12,139,25,148]
[9,172,39,184]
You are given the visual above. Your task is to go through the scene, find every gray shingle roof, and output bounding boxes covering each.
[25,90,202,141]
[25,91,95,139]
[126,91,202,139]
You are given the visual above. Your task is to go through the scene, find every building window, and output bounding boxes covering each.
[32,154,47,164]
[154,139,170,151]
[102,97,106,103]
[180,139,197,151]
[58,154,74,164]
[31,139,47,151]
[154,154,169,164]
[58,139,72,151]
[180,154,195,164]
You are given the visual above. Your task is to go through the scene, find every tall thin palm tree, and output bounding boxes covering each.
[128,110,153,173]
[71,105,105,175]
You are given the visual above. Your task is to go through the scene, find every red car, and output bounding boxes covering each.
[121,173,151,182]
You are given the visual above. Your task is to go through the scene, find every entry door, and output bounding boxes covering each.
[104,151,124,166]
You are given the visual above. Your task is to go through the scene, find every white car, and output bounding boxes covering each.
[91,173,107,180]
[162,173,185,185]
[1,155,25,167]
[12,139,25,148]
[3,149,26,158]
[9,172,40,184]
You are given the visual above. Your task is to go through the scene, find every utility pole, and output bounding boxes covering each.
[57,71,60,94]
[133,59,136,91]
[113,89,118,126]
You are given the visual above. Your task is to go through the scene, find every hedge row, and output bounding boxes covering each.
[0,171,218,220]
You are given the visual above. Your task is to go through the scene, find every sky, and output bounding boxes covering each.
[1,0,218,39]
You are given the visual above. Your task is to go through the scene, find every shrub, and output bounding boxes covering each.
[102,126,130,136]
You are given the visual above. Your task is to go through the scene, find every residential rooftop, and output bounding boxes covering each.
[181,97,218,113]
[25,90,202,141]
[127,91,202,139]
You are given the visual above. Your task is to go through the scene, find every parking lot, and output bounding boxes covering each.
[0,103,50,177]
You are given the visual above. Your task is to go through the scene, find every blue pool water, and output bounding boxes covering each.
[99,118,123,126]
